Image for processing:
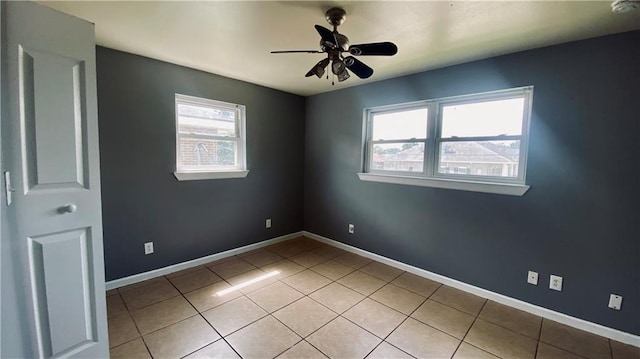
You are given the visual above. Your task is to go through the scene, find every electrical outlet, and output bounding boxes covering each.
[348,224,355,234]
[144,242,154,255]
[527,271,538,285]
[608,294,622,310]
[266,218,272,228]
[549,275,563,291]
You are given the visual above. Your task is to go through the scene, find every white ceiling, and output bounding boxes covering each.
[39,1,640,96]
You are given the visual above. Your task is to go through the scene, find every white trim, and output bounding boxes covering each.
[357,172,529,196]
[302,231,640,347]
[105,231,302,290]
[173,170,249,181]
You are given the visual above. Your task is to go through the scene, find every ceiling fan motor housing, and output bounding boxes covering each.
[319,34,349,52]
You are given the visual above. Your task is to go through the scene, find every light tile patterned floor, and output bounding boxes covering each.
[107,236,639,359]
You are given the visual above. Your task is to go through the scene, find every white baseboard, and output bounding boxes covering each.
[105,231,303,290]
[302,231,640,348]
[105,229,638,347]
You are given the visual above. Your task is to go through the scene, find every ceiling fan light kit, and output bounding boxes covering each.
[271,7,398,84]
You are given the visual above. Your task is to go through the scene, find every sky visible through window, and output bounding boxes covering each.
[373,108,427,140]
[442,98,524,137]
[372,98,524,141]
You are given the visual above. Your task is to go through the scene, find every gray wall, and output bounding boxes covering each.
[97,47,305,281]
[304,31,640,335]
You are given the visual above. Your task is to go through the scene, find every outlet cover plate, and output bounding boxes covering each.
[144,242,154,255]
[549,275,563,291]
[266,218,272,228]
[348,224,355,234]
[608,294,622,310]
[527,271,538,285]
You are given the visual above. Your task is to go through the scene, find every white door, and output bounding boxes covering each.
[4,2,108,357]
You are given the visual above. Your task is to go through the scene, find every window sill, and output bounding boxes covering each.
[357,173,529,196]
[174,170,249,181]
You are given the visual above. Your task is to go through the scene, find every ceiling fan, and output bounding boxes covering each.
[270,7,398,84]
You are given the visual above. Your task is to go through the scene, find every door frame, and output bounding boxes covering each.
[1,0,5,353]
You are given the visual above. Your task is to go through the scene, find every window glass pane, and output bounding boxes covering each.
[178,137,237,168]
[372,108,428,141]
[441,98,524,138]
[177,103,236,137]
[371,143,424,172]
[438,140,520,177]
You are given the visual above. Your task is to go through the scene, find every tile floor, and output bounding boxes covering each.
[107,236,639,359]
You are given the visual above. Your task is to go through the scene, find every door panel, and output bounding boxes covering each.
[20,47,88,191]
[29,228,97,357]
[5,2,108,358]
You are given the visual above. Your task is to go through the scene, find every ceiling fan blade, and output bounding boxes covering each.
[271,50,324,54]
[315,25,336,47]
[348,42,398,56]
[343,56,373,79]
[305,58,330,78]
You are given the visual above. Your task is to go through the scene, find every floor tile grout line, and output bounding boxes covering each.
[269,298,334,341]
[108,293,153,356]
[338,310,416,359]
[298,339,332,359]
[475,301,543,339]
[340,283,438,358]
[367,280,440,318]
[453,300,490,356]
[270,337,306,359]
[265,283,368,355]
[536,319,599,359]
[193,296,237,358]
[410,297,543,347]
[454,299,492,358]
[164,265,210,280]
[390,275,439,298]
[116,276,166,294]
[116,289,148,351]
[131,276,204,359]
[534,314,545,358]
[163,275,225,358]
[428,291,484,317]
[202,295,270,338]
[538,342,592,359]
[341,284,417,340]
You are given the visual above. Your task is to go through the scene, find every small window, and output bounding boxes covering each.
[369,107,428,173]
[360,87,533,195]
[174,94,248,181]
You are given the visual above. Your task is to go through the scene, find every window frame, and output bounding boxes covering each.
[364,102,431,176]
[173,93,249,181]
[359,87,533,195]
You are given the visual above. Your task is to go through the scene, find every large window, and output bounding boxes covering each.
[360,87,533,195]
[174,94,248,181]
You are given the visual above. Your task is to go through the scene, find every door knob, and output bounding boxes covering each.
[58,203,77,214]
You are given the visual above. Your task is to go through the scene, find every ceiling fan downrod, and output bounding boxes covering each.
[325,7,346,30]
